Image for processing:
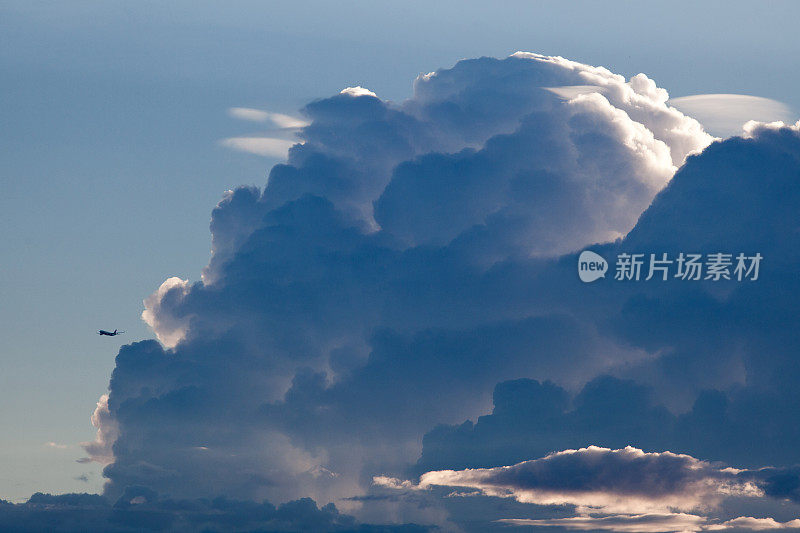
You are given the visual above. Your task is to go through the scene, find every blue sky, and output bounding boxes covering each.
[1,1,800,528]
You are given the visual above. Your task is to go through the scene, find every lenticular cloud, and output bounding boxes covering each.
[86,53,714,508]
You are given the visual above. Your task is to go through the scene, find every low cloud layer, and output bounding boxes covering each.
[380,446,800,532]
[502,515,800,532]
[416,446,759,513]
[0,491,426,532]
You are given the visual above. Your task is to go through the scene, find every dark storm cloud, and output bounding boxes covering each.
[417,120,800,474]
[416,376,672,474]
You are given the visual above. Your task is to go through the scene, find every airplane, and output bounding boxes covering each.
[98,329,124,336]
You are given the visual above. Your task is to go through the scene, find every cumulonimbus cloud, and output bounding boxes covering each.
[74,51,800,531]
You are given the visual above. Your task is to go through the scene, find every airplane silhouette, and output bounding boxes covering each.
[98,329,124,336]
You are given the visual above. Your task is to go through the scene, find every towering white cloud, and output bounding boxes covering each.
[141,276,191,348]
[79,395,118,465]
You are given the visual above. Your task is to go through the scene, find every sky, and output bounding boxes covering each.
[1,1,800,531]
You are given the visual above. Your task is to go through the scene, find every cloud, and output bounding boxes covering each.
[229,106,272,122]
[499,513,710,532]
[544,84,610,99]
[399,446,761,514]
[373,90,679,253]
[340,86,377,98]
[416,376,676,475]
[219,136,298,158]
[107,51,714,507]
[79,51,800,531]
[743,118,800,138]
[79,394,118,465]
[501,514,800,532]
[668,94,795,138]
[368,54,710,253]
[140,276,191,348]
[45,442,69,450]
[228,107,310,128]
[0,491,427,532]
[382,446,800,532]
[710,517,800,531]
[222,108,308,159]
